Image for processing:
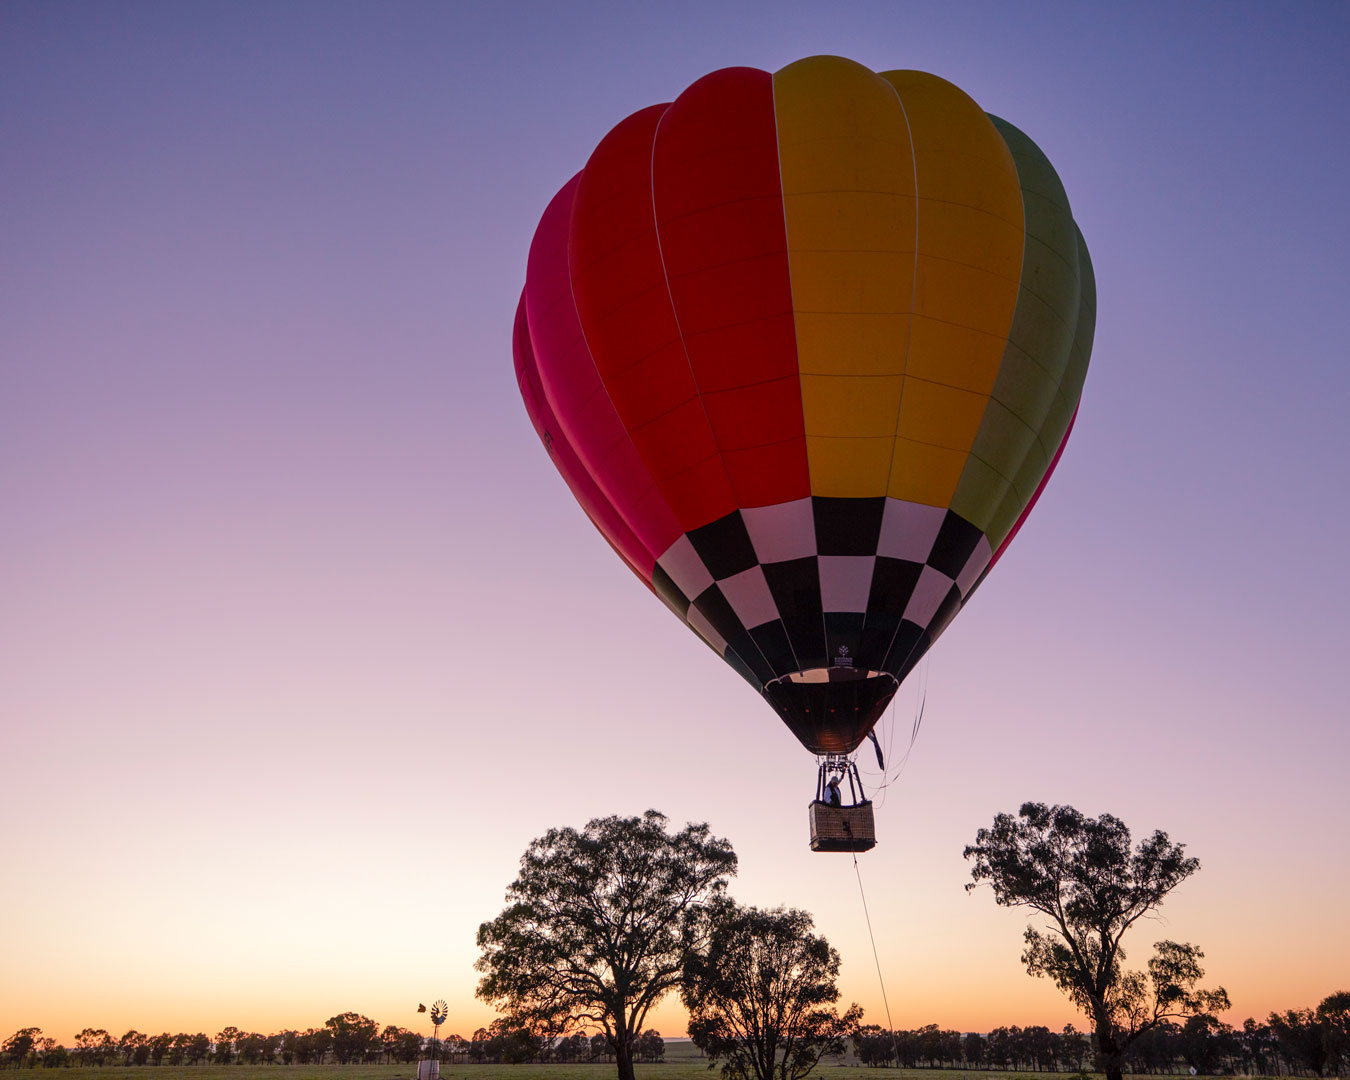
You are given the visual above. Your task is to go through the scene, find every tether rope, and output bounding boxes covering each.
[852,847,901,1066]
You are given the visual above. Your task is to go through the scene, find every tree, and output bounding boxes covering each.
[635,1029,664,1063]
[487,1018,547,1064]
[965,802,1229,1080]
[380,1025,403,1063]
[3,1029,42,1069]
[166,1034,188,1066]
[853,1026,896,1068]
[1238,1018,1276,1075]
[1179,1013,1236,1074]
[298,1025,333,1063]
[1057,1025,1090,1071]
[441,1033,467,1063]
[986,1026,1013,1070]
[962,1031,987,1069]
[324,1013,378,1065]
[682,899,863,1080]
[235,1032,269,1065]
[1124,1021,1179,1074]
[1269,1008,1330,1077]
[73,1029,113,1067]
[214,1026,240,1065]
[476,810,737,1080]
[1317,991,1350,1076]
[380,1026,423,1065]
[118,1031,148,1066]
[184,1033,211,1065]
[147,1033,174,1067]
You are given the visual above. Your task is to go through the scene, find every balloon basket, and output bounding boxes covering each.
[809,799,876,852]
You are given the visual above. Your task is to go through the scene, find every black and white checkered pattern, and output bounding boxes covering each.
[653,496,992,696]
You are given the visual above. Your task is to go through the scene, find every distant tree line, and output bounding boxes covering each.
[6,993,1345,1074]
[0,1014,665,1071]
[848,995,1349,1076]
[460,1021,664,1065]
[0,1013,433,1070]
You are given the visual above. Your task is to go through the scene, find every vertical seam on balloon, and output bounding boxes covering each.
[993,234,1091,558]
[970,120,1067,547]
[949,115,1031,539]
[768,68,812,683]
[870,72,922,672]
[1007,228,1088,539]
[649,88,783,686]
[648,107,738,515]
[877,73,920,507]
[557,174,669,579]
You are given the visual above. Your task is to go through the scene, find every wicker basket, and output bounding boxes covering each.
[809,799,877,852]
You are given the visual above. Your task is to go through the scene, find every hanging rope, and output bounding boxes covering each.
[868,660,929,807]
[851,847,901,1066]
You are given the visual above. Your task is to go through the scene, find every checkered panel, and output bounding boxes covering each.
[957,535,993,596]
[719,565,780,629]
[652,497,995,699]
[656,534,714,602]
[818,556,875,612]
[877,498,947,562]
[742,497,816,563]
[904,565,955,626]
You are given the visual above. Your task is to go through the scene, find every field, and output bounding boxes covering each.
[46,1061,1164,1080]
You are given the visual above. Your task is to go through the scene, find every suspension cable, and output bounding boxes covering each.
[869,660,929,807]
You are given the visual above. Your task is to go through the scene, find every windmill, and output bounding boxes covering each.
[415,1000,448,1080]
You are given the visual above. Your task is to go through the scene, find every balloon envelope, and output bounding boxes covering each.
[514,56,1095,755]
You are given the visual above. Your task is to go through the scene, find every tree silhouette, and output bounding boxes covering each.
[965,802,1228,1080]
[476,810,736,1080]
[683,899,861,1080]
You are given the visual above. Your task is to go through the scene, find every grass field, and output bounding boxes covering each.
[42,1061,1175,1080]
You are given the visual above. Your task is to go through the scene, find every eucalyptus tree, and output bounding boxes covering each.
[965,802,1229,1080]
[476,810,736,1080]
[682,899,861,1080]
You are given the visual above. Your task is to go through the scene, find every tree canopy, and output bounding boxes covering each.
[322,1013,377,1064]
[475,810,736,1080]
[1268,992,1350,1078]
[682,899,862,1080]
[964,801,1228,1080]
[2,1029,41,1069]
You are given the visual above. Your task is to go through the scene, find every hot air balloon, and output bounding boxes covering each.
[513,56,1095,850]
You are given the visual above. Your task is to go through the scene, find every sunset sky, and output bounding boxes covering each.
[3,0,1348,1047]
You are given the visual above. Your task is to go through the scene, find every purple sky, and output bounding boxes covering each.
[3,0,1348,1042]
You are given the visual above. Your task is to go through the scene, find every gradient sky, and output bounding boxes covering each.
[3,0,1348,1047]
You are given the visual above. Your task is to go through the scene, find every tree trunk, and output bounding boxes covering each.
[614,1041,636,1080]
[1095,1021,1124,1080]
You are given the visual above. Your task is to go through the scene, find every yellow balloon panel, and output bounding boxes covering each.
[774,55,917,498]
[800,373,904,441]
[903,315,1004,409]
[804,435,897,496]
[879,70,1024,506]
[791,311,908,380]
[898,378,989,452]
[887,437,968,506]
